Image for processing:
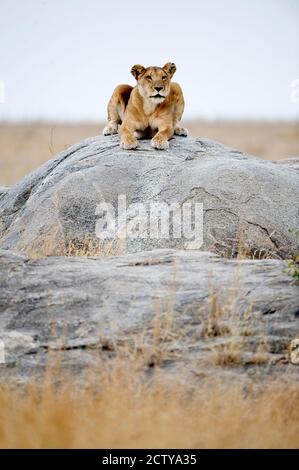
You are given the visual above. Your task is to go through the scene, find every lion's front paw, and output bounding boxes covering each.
[174,126,189,137]
[103,123,118,135]
[151,137,169,150]
[120,136,138,150]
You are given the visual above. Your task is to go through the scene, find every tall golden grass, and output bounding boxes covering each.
[0,359,298,449]
[0,294,298,450]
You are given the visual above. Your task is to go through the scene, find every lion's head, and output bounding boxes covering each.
[131,62,176,103]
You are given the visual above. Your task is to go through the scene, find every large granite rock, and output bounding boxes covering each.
[0,248,298,384]
[0,135,298,258]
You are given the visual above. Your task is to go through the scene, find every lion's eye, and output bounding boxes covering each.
[162,76,167,80]
[146,75,152,80]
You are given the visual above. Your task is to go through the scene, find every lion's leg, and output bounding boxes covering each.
[173,99,188,137]
[119,122,138,150]
[151,125,174,150]
[103,96,120,135]
[174,123,188,136]
[103,85,132,136]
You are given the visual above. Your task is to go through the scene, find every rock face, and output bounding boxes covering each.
[0,136,298,385]
[0,135,298,258]
[0,248,298,384]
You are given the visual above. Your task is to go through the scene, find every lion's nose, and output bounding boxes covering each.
[154,87,163,92]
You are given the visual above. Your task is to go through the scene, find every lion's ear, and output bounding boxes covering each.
[163,62,176,78]
[131,64,146,80]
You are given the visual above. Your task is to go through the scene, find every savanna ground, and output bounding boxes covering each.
[0,121,298,448]
[1,362,299,448]
[0,121,298,186]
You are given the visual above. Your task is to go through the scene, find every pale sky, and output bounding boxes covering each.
[0,0,298,121]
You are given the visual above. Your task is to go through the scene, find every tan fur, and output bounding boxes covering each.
[103,62,188,149]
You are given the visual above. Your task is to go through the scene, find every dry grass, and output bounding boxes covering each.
[16,235,126,259]
[0,361,298,449]
[0,267,297,449]
[65,238,126,257]
[210,341,270,367]
[196,285,277,367]
[0,121,298,186]
[187,120,299,161]
[209,219,287,260]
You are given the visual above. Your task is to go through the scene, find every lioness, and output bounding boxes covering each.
[103,62,188,150]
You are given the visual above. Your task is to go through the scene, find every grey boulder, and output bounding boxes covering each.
[0,135,298,258]
[0,248,298,384]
